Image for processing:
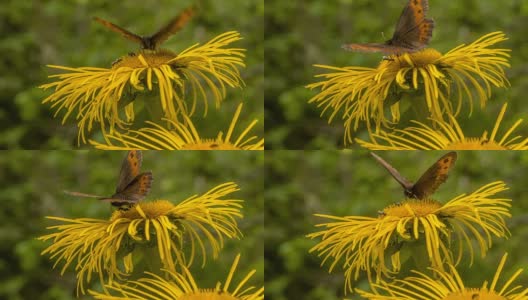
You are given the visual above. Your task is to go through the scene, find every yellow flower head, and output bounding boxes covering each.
[307,32,510,145]
[356,253,528,300]
[89,103,264,150]
[41,31,245,144]
[89,254,264,300]
[38,182,243,295]
[356,103,528,150]
[307,181,511,294]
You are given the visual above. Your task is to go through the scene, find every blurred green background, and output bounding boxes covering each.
[265,151,528,299]
[0,0,263,149]
[265,0,528,149]
[0,151,263,299]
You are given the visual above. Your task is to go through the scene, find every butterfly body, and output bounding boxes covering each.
[342,0,434,55]
[94,6,195,50]
[371,152,457,200]
[65,150,153,210]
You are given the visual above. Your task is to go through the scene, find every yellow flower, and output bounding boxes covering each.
[356,253,528,300]
[307,181,511,293]
[38,182,243,295]
[356,103,528,150]
[306,32,510,144]
[89,103,263,150]
[89,254,264,300]
[40,31,245,144]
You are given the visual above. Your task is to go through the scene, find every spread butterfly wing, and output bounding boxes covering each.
[64,191,104,198]
[411,152,457,199]
[342,43,412,54]
[115,150,143,194]
[342,0,434,54]
[109,171,153,202]
[390,0,434,50]
[93,17,143,45]
[149,6,195,49]
[371,152,414,191]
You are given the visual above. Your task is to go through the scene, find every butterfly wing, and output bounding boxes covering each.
[342,0,434,54]
[93,17,144,45]
[147,6,195,50]
[341,43,411,54]
[107,171,153,203]
[410,152,457,199]
[115,150,143,194]
[371,152,414,191]
[64,191,104,198]
[389,0,434,51]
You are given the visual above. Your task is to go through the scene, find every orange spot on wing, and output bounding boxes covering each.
[342,0,434,55]
[419,19,434,43]
[409,0,428,20]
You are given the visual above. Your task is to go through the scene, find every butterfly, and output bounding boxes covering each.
[94,6,195,50]
[64,150,153,210]
[370,152,457,200]
[342,0,434,55]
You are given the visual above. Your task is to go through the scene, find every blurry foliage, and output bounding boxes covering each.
[265,0,528,149]
[265,151,528,299]
[0,0,263,149]
[0,151,263,300]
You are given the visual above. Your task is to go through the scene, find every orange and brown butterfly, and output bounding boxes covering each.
[342,0,434,55]
[93,6,195,50]
[370,152,457,200]
[64,150,153,210]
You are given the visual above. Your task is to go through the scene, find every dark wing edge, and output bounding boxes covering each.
[390,0,434,50]
[411,152,457,199]
[109,171,153,202]
[115,150,143,193]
